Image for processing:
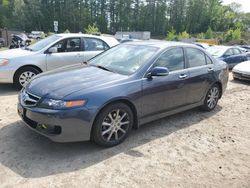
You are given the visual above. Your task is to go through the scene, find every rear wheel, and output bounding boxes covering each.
[92,103,134,147]
[14,67,41,89]
[201,84,221,112]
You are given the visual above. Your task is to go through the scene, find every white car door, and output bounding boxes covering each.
[83,37,110,62]
[46,37,84,70]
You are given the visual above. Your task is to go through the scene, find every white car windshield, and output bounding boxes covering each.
[89,44,158,75]
[207,47,226,58]
[27,35,62,52]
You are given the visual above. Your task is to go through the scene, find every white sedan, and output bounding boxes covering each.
[232,61,250,81]
[0,33,119,88]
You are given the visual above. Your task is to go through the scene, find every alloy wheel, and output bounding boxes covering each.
[101,109,130,142]
[19,71,36,86]
[207,87,219,109]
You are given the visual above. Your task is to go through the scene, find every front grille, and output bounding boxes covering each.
[21,90,41,107]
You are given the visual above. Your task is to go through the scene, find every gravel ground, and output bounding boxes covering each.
[0,73,249,188]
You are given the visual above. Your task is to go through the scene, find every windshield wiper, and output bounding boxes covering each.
[91,65,114,72]
[82,61,89,65]
[95,65,113,72]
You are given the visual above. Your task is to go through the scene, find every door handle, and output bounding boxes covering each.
[179,74,188,79]
[207,68,214,73]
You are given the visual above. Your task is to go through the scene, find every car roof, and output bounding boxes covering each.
[123,40,202,50]
[56,33,119,47]
[209,45,238,49]
[56,33,120,40]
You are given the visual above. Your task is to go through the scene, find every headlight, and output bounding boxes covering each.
[39,98,86,109]
[0,59,9,66]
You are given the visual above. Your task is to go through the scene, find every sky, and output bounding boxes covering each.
[222,0,250,13]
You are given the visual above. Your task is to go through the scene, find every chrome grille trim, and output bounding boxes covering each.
[21,90,41,107]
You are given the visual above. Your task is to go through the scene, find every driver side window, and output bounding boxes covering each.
[52,38,81,53]
[153,48,185,72]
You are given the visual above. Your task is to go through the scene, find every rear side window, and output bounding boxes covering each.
[153,48,185,72]
[186,48,206,68]
[233,48,241,55]
[84,38,109,51]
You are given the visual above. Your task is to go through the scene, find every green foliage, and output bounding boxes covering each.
[166,28,177,41]
[85,23,101,35]
[224,28,241,42]
[178,31,190,40]
[0,0,249,41]
[47,32,54,36]
[64,29,70,33]
[205,27,213,39]
[197,33,205,39]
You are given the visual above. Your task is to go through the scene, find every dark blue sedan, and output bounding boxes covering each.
[18,42,229,147]
[207,46,249,69]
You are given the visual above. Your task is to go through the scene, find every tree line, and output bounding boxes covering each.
[0,0,249,36]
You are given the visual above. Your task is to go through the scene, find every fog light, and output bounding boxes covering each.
[38,124,48,129]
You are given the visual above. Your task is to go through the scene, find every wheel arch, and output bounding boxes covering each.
[13,65,43,82]
[91,98,139,138]
[213,81,223,99]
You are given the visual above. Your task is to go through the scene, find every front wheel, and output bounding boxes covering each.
[201,84,221,112]
[14,67,40,89]
[92,103,134,147]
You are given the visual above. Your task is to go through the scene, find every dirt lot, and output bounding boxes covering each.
[0,73,249,188]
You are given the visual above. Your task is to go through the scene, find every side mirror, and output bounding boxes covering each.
[48,47,57,54]
[147,67,169,78]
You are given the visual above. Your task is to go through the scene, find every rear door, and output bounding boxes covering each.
[141,47,189,118]
[82,37,110,62]
[185,47,215,104]
[46,37,84,70]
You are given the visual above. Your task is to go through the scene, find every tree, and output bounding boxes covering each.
[85,23,101,35]
[166,28,177,41]
[0,0,248,40]
[205,27,213,39]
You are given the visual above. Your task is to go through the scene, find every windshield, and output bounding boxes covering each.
[89,44,158,75]
[28,35,62,52]
[207,47,226,57]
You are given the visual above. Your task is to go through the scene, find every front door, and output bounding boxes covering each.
[141,47,189,119]
[46,37,84,70]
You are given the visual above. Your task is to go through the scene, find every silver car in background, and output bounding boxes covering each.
[0,33,119,88]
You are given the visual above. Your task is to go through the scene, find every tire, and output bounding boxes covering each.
[201,84,221,112]
[14,67,41,89]
[92,103,134,147]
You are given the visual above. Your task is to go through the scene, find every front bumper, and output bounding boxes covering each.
[18,102,97,142]
[233,71,250,81]
[0,66,16,83]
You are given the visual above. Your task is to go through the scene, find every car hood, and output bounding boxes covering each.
[26,64,128,99]
[0,48,36,59]
[233,61,250,74]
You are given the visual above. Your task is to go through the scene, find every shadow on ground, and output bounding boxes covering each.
[230,78,250,86]
[0,84,19,96]
[0,105,222,178]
